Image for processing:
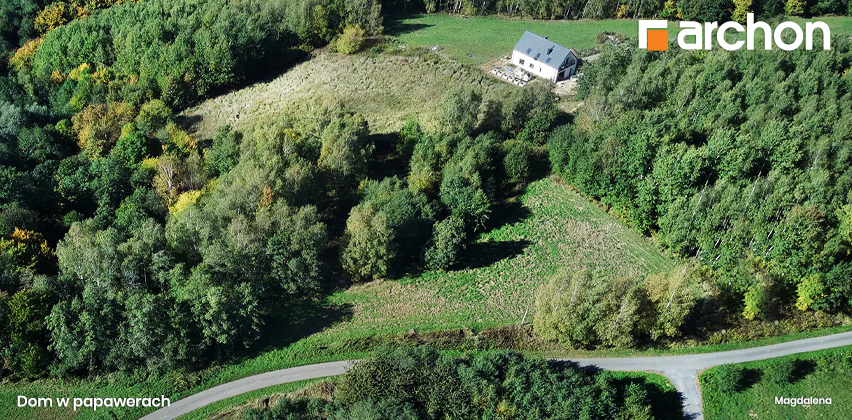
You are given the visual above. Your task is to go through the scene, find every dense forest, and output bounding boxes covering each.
[243,347,675,420]
[543,33,852,344]
[387,0,852,23]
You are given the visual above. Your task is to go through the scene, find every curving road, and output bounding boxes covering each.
[140,330,852,420]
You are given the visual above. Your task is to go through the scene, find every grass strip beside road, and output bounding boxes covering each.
[175,379,325,420]
[700,345,852,420]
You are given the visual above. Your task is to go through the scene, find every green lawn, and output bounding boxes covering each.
[386,14,639,64]
[386,14,852,65]
[700,346,852,420]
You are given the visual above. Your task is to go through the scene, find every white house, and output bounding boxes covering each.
[511,31,579,82]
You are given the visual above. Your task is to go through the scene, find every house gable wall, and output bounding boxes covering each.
[510,50,559,82]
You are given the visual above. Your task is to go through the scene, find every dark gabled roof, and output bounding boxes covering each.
[513,31,574,70]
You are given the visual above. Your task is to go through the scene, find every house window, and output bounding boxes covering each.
[519,59,525,65]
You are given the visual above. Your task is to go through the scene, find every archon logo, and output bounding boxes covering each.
[639,13,830,51]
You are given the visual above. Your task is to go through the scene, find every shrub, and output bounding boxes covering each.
[336,25,365,55]
[439,87,482,135]
[332,347,656,419]
[341,203,393,280]
[533,270,653,348]
[504,141,533,183]
[439,183,490,232]
[764,359,796,384]
[714,364,743,393]
[396,119,422,159]
[678,0,731,21]
[795,273,824,311]
[425,216,466,270]
[785,0,806,14]
[732,0,753,22]
[113,123,148,164]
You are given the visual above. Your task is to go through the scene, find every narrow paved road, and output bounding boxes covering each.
[140,330,852,420]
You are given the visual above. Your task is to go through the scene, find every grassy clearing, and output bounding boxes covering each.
[182,15,852,139]
[179,53,513,138]
[700,345,852,420]
[386,14,852,65]
[323,177,674,334]
[4,177,849,420]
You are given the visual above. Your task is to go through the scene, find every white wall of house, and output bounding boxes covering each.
[510,50,560,82]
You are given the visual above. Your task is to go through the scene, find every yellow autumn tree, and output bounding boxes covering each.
[785,0,805,15]
[165,123,197,154]
[795,274,825,311]
[169,190,202,215]
[71,102,136,157]
[9,38,43,71]
[732,0,752,23]
[34,2,75,34]
[0,228,52,272]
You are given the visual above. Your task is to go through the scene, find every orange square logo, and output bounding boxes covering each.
[647,29,668,51]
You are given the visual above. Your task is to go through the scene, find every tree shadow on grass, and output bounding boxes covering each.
[790,359,816,383]
[484,198,532,232]
[461,239,530,270]
[739,368,763,391]
[383,15,434,37]
[250,300,355,353]
[175,114,204,137]
[626,379,684,420]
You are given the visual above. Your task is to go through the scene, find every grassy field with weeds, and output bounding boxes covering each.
[179,53,514,138]
[700,346,852,420]
[323,177,675,334]
[386,14,852,65]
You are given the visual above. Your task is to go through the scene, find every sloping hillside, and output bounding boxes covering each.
[180,53,513,138]
[321,177,676,335]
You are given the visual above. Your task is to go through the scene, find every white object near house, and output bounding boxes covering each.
[511,31,579,82]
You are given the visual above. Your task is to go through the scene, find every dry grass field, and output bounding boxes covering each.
[180,53,514,138]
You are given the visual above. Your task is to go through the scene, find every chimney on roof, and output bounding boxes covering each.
[547,47,553,54]
[545,35,549,39]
